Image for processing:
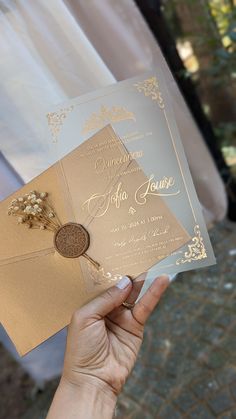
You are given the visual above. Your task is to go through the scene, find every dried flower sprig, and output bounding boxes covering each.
[7,190,100,270]
[7,191,61,232]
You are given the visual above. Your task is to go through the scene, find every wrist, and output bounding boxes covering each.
[59,374,117,413]
[47,375,117,419]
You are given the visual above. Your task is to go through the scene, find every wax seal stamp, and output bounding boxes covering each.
[54,222,89,258]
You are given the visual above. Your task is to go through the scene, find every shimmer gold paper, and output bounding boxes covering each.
[0,125,189,355]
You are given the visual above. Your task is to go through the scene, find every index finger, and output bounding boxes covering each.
[132,275,169,326]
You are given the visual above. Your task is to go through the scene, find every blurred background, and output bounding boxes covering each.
[0,0,235,418]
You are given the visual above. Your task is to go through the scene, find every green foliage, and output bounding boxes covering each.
[163,0,236,149]
[210,0,236,81]
[215,122,236,147]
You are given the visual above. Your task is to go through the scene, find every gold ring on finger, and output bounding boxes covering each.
[122,302,135,309]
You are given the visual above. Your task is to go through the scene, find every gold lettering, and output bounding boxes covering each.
[135,174,180,205]
[83,182,128,217]
[94,150,143,174]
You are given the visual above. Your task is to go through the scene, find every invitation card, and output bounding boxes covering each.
[0,70,216,355]
[47,70,215,278]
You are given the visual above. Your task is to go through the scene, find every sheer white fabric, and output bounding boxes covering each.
[0,0,227,221]
[0,0,114,183]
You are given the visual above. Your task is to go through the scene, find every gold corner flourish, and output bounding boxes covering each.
[47,105,74,143]
[86,261,122,285]
[176,225,207,265]
[134,76,164,109]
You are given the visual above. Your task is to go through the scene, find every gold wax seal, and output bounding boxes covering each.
[54,222,89,258]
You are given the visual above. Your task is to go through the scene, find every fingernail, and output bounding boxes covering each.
[116,276,131,289]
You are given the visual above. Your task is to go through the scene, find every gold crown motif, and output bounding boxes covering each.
[82,105,136,134]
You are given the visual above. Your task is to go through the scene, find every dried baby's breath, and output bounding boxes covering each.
[8,191,100,270]
[8,191,61,232]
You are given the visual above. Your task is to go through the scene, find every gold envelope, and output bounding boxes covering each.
[0,125,190,355]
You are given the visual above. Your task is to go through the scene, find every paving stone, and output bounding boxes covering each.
[180,359,203,383]
[139,366,160,383]
[171,320,189,337]
[172,340,192,356]
[187,287,210,299]
[125,383,148,403]
[219,413,232,419]
[208,388,235,415]
[232,408,236,418]
[154,376,177,398]
[227,299,236,311]
[208,292,228,306]
[160,294,183,309]
[187,403,215,419]
[217,366,236,386]
[137,390,163,415]
[158,403,182,419]
[116,396,140,418]
[223,335,236,353]
[191,375,219,399]
[230,326,236,338]
[205,349,228,369]
[151,337,173,352]
[182,299,201,315]
[131,409,153,419]
[188,339,211,359]
[215,311,234,328]
[145,350,167,367]
[164,353,184,377]
[200,304,220,321]
[21,380,58,419]
[174,389,197,413]
[222,283,234,293]
[230,381,236,400]
[190,320,209,337]
[204,327,225,344]
[203,276,220,290]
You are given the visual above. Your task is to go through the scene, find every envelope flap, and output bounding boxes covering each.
[0,125,132,263]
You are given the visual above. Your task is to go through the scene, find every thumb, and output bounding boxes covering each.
[79,276,132,320]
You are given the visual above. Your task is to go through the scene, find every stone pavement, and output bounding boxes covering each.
[0,219,235,418]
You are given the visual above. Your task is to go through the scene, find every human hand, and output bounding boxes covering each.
[47,275,169,419]
[61,275,169,399]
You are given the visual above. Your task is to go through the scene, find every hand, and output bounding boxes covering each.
[62,275,169,398]
[47,275,169,419]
